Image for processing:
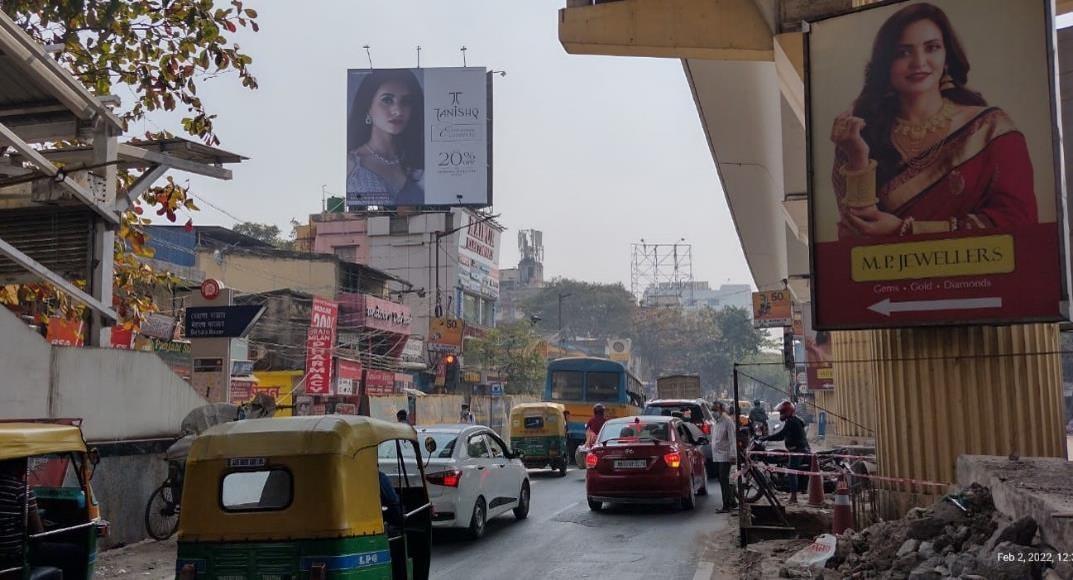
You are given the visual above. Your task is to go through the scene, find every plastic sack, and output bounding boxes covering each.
[784,534,837,572]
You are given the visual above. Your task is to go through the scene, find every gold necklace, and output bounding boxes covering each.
[892,99,955,166]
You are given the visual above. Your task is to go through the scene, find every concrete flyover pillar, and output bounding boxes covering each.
[871,323,1065,517]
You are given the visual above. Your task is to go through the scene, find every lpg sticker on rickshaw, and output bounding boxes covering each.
[299,550,391,571]
[228,457,267,468]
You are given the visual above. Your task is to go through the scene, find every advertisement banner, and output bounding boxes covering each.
[46,317,84,347]
[304,297,339,395]
[139,313,177,340]
[110,325,133,349]
[752,290,793,328]
[345,67,490,209]
[457,212,501,299]
[807,0,1066,329]
[428,317,464,353]
[339,293,412,335]
[365,369,396,396]
[336,358,363,395]
[801,307,834,391]
[394,372,414,393]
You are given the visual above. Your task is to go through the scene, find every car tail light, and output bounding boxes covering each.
[427,469,463,488]
[701,423,712,435]
[585,452,598,469]
[663,452,681,469]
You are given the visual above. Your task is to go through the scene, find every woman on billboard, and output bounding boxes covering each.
[829,2,1037,239]
[347,69,425,207]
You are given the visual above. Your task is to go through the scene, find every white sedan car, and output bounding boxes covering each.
[415,424,530,539]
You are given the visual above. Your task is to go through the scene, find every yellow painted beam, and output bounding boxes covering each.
[775,33,805,126]
[558,0,774,61]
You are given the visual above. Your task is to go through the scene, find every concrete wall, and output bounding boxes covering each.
[0,306,50,416]
[92,451,169,549]
[197,250,338,297]
[52,347,208,440]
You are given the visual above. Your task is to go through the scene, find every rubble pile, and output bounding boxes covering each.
[785,483,1068,580]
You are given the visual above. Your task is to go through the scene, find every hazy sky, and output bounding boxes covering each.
[146,1,753,289]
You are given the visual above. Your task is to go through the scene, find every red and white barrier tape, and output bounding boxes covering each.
[736,462,952,489]
[747,449,876,462]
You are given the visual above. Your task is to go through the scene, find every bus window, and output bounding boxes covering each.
[586,372,621,402]
[551,371,583,400]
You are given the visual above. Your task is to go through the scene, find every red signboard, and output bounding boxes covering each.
[229,378,254,403]
[110,326,134,349]
[336,358,363,395]
[46,317,84,347]
[200,278,221,300]
[339,293,412,334]
[395,372,414,392]
[304,297,339,395]
[365,369,395,396]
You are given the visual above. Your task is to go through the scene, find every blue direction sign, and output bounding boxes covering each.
[185,305,265,338]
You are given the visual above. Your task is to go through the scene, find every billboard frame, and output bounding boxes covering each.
[803,0,1070,331]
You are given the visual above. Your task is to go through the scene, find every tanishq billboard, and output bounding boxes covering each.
[807,0,1067,329]
[345,67,491,209]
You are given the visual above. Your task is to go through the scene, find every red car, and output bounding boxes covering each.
[585,415,709,511]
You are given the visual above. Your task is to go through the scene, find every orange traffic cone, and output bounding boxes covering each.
[832,475,854,534]
[807,454,825,507]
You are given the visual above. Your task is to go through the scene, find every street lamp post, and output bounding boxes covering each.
[558,292,572,356]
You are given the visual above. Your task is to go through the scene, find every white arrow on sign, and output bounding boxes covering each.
[868,297,1003,317]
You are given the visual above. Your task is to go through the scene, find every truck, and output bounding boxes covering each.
[655,374,702,400]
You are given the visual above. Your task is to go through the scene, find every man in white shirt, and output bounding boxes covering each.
[459,403,476,425]
[711,401,738,513]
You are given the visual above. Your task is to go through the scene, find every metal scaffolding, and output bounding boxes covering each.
[630,240,693,308]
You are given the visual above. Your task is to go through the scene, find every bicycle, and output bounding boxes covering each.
[144,458,183,540]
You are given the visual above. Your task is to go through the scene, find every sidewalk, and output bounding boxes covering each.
[96,538,175,580]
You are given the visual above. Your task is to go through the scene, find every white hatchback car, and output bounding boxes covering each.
[416,424,530,539]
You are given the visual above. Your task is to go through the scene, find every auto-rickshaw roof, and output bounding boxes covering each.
[511,402,566,413]
[0,423,87,461]
[188,415,417,460]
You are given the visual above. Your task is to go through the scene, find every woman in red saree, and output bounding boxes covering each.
[830,2,1037,240]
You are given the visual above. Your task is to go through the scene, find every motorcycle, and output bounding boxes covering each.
[738,437,849,503]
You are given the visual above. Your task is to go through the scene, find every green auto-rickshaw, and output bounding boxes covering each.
[509,402,568,477]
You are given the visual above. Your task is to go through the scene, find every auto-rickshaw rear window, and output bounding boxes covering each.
[523,416,544,429]
[220,469,292,512]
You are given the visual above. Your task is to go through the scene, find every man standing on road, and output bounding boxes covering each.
[711,402,737,513]
[459,403,476,424]
[396,409,409,424]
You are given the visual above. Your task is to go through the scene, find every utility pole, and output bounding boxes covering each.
[558,291,572,355]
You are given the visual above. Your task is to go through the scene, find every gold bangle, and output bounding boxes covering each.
[840,160,879,208]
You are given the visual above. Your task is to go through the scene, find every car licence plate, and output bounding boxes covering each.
[614,459,647,469]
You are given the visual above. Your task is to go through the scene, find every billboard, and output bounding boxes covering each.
[807,0,1066,329]
[457,211,501,299]
[752,290,793,328]
[346,67,490,209]
[304,297,339,395]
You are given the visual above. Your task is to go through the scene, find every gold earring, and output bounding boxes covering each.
[365,113,372,125]
[940,71,954,91]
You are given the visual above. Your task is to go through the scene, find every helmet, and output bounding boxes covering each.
[775,400,796,417]
[738,415,750,427]
[593,404,605,415]
[753,399,761,406]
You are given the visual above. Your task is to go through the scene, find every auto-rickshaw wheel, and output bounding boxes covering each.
[557,459,567,477]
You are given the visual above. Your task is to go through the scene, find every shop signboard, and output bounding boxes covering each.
[806,0,1067,328]
[304,297,339,395]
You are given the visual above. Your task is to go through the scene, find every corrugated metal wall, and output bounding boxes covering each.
[816,330,877,440]
[872,323,1065,515]
[0,206,92,284]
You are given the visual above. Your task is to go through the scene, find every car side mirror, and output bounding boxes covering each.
[514,450,525,460]
[424,437,438,454]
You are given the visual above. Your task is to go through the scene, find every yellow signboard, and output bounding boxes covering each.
[428,317,464,352]
[850,235,1014,282]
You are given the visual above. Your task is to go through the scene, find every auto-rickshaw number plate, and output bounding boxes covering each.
[228,457,267,468]
[614,459,647,469]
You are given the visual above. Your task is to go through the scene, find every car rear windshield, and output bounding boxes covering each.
[598,420,672,445]
[642,404,703,423]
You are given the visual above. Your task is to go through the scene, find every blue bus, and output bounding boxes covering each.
[543,357,646,455]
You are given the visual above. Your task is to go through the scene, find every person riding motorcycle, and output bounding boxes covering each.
[758,400,809,504]
[584,404,608,447]
[748,400,769,437]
